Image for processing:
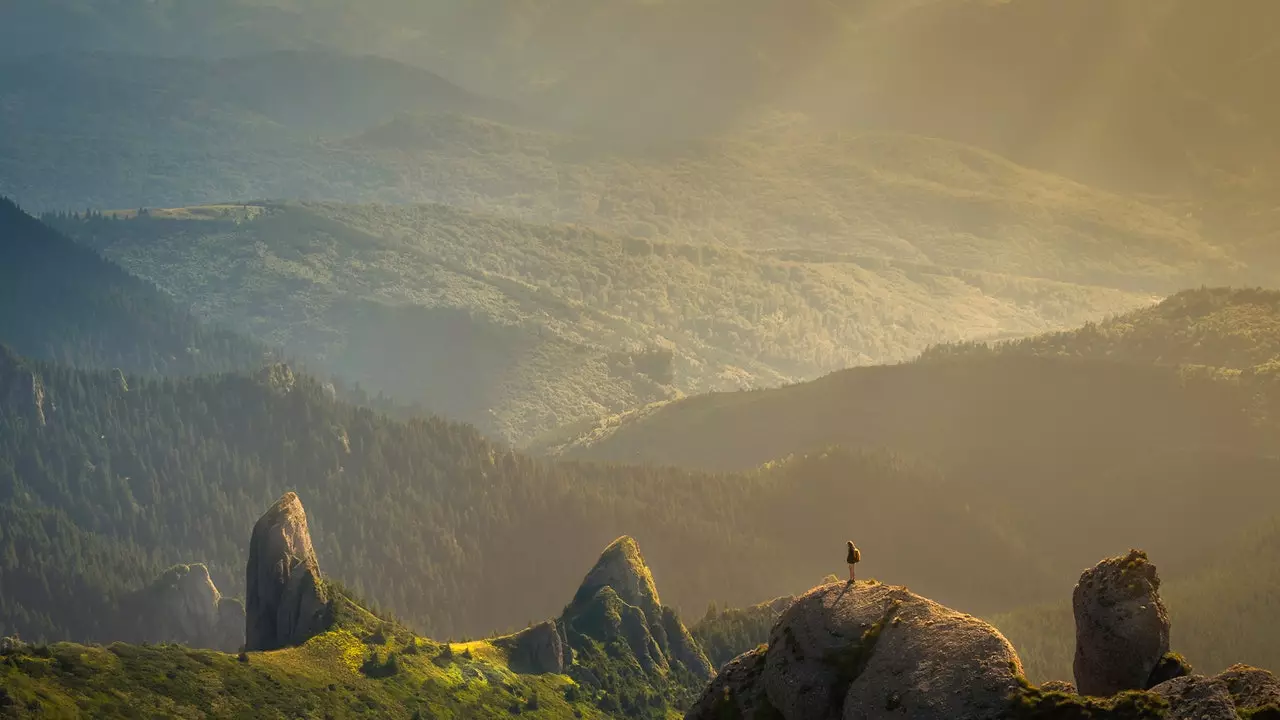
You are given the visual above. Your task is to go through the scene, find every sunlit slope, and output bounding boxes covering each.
[345,118,1243,290]
[925,287,1280,372]
[57,199,1152,443]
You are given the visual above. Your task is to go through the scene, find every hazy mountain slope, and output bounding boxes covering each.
[7,0,1277,197]
[53,202,1152,443]
[993,514,1280,683]
[0,198,263,375]
[0,52,526,210]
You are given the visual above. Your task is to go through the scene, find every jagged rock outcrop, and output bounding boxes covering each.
[1073,549,1170,697]
[132,563,244,652]
[687,580,1024,720]
[1150,675,1240,720]
[505,620,569,675]
[245,492,331,651]
[562,536,713,682]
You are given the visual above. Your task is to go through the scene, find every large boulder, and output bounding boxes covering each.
[245,492,331,651]
[758,581,1024,720]
[1073,550,1170,697]
[1149,675,1240,720]
[686,647,772,720]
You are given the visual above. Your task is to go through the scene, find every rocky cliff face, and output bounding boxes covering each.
[128,563,244,652]
[504,620,569,675]
[1073,549,1171,697]
[245,492,331,651]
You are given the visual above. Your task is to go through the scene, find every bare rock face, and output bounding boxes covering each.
[1073,550,1170,697]
[1039,680,1078,694]
[572,536,663,617]
[686,647,771,720]
[506,620,567,675]
[1150,675,1241,720]
[1216,665,1280,712]
[758,581,1024,720]
[245,492,330,651]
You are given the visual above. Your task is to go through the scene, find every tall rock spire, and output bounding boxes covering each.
[245,492,331,651]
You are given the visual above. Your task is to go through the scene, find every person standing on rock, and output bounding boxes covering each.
[846,541,861,583]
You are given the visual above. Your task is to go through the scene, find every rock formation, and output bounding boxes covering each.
[504,620,569,675]
[132,563,244,652]
[685,549,1280,720]
[571,536,664,617]
[245,492,331,651]
[111,367,129,393]
[562,536,713,683]
[760,581,1023,720]
[1073,549,1170,697]
[686,647,770,719]
[0,348,46,427]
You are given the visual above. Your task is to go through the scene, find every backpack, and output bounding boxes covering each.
[852,547,861,563]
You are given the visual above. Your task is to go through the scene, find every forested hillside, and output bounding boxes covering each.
[0,527,714,720]
[1,347,1066,645]
[0,197,263,375]
[923,287,1280,372]
[49,202,1156,442]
